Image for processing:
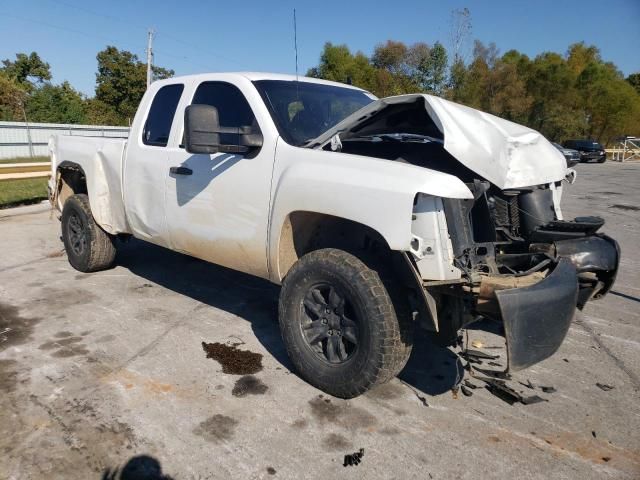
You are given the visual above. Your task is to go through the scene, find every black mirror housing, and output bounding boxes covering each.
[184,104,264,154]
[184,104,221,154]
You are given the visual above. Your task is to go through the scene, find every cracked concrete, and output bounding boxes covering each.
[0,162,639,479]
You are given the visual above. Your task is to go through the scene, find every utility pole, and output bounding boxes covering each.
[146,29,154,88]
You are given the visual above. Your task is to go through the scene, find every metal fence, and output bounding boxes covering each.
[0,121,129,159]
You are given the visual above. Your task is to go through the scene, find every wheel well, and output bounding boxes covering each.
[278,211,398,278]
[55,163,87,209]
[278,211,427,331]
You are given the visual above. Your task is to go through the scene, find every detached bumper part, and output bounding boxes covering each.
[555,234,620,307]
[496,259,578,372]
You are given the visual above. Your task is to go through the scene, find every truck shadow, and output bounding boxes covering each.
[116,239,460,397]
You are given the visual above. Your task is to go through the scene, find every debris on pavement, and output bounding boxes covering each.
[463,379,479,390]
[461,385,474,397]
[451,386,459,399]
[201,341,263,375]
[596,383,614,391]
[519,379,536,390]
[471,340,484,348]
[463,349,500,360]
[540,386,556,394]
[400,379,429,407]
[343,448,364,467]
[485,379,547,405]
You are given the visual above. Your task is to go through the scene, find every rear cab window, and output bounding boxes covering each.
[143,84,184,147]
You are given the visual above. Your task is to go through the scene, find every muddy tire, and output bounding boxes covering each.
[61,194,116,272]
[278,248,412,398]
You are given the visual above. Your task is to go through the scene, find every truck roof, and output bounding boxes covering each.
[152,72,370,92]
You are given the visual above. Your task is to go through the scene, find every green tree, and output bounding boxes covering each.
[371,40,419,95]
[26,81,87,124]
[0,71,27,121]
[307,43,377,93]
[408,42,448,95]
[626,73,640,95]
[95,46,173,124]
[1,52,51,92]
[577,61,640,143]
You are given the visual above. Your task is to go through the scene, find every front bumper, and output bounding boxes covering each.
[496,259,578,371]
[480,234,620,371]
[581,152,606,162]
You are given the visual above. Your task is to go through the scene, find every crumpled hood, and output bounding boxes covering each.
[311,94,567,190]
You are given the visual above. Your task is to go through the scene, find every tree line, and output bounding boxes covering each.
[0,47,173,126]
[308,40,640,145]
[1,39,639,145]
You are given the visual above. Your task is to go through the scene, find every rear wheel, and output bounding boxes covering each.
[61,194,116,272]
[278,248,412,398]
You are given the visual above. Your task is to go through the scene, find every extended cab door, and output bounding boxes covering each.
[164,79,276,278]
[123,83,184,246]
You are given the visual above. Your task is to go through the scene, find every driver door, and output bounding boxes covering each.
[165,80,274,278]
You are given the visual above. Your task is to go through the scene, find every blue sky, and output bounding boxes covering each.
[1,0,639,96]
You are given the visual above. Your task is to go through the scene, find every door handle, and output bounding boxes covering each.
[170,166,192,175]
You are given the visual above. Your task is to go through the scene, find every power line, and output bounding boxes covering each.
[4,12,213,73]
[46,0,245,69]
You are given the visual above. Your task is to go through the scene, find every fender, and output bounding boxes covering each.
[50,135,130,235]
[267,140,473,282]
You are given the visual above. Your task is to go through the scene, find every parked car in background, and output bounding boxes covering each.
[552,142,580,167]
[563,139,607,163]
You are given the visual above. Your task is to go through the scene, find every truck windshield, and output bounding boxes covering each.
[253,80,374,146]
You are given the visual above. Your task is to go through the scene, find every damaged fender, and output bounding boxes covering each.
[268,139,472,282]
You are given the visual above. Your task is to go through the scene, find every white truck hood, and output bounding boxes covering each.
[311,94,567,190]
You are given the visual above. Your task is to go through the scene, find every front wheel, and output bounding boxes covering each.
[278,248,412,398]
[61,194,116,272]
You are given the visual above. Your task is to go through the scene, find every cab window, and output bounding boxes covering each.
[142,84,184,147]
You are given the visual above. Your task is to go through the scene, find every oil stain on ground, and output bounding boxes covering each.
[193,414,239,443]
[308,395,377,431]
[0,359,19,393]
[39,331,90,358]
[322,432,353,451]
[0,301,40,352]
[202,342,263,374]
[232,375,268,397]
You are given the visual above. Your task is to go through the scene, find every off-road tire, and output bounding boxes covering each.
[279,248,412,398]
[61,194,116,272]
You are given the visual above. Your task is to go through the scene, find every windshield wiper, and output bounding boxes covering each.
[349,133,443,144]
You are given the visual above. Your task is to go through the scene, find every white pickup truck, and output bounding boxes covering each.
[49,72,619,398]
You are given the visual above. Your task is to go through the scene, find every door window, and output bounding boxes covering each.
[191,82,259,144]
[142,84,184,147]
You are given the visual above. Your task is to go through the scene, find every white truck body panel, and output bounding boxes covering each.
[267,140,471,282]
[49,135,129,234]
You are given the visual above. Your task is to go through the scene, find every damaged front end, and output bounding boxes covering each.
[311,92,620,372]
[440,182,620,371]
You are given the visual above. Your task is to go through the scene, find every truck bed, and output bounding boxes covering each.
[49,135,130,234]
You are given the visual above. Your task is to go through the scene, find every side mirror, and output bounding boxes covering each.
[184,104,221,154]
[184,104,263,155]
